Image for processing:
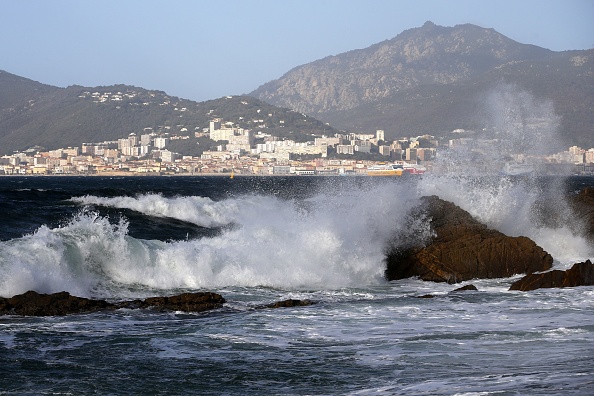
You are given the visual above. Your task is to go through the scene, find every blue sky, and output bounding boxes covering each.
[1,0,593,102]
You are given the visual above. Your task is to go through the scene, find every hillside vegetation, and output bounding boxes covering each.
[1,21,592,154]
[0,74,338,155]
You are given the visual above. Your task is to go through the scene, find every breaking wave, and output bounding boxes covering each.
[1,85,591,298]
[1,174,591,299]
[0,181,421,298]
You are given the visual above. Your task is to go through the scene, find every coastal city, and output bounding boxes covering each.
[1,117,593,176]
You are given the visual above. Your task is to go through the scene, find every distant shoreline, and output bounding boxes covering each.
[0,172,339,177]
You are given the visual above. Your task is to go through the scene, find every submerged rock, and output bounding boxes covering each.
[386,195,553,283]
[265,299,315,308]
[452,284,478,292]
[416,284,478,299]
[0,291,226,316]
[509,260,594,291]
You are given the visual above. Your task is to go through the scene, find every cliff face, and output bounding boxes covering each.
[251,22,552,114]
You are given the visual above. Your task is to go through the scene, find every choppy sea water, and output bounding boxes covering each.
[0,175,593,395]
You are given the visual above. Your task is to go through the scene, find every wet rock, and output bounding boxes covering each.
[509,260,594,291]
[386,195,553,283]
[417,294,435,298]
[570,187,594,242]
[265,299,315,308]
[140,292,226,312]
[452,284,478,292]
[0,291,114,316]
[0,291,226,316]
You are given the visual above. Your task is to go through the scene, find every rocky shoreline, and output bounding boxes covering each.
[383,188,594,294]
[385,195,554,283]
[0,290,318,317]
[2,188,593,317]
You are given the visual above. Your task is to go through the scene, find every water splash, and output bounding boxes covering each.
[0,181,424,298]
[423,83,591,259]
[70,194,242,228]
[486,83,562,158]
[1,85,591,298]
[436,83,563,176]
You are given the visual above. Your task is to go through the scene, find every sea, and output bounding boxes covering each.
[0,174,593,395]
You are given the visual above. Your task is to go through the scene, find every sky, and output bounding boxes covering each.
[1,0,593,102]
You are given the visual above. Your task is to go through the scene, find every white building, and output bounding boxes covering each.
[160,150,179,163]
[376,130,385,142]
[336,145,355,155]
[154,137,169,149]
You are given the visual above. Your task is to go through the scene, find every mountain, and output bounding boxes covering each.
[251,22,594,149]
[0,71,338,156]
[3,22,592,154]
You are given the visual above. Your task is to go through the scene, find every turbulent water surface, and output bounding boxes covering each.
[1,175,593,395]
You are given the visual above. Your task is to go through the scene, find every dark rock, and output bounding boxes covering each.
[570,187,594,242]
[416,284,478,299]
[114,299,145,310]
[509,260,594,291]
[386,195,554,283]
[140,292,226,313]
[0,291,114,316]
[265,299,315,309]
[452,284,478,292]
[0,291,226,316]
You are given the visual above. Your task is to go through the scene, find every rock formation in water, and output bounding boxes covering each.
[452,284,478,292]
[385,195,554,283]
[138,292,226,313]
[509,260,594,291]
[264,299,315,309]
[417,284,479,299]
[0,291,113,316]
[0,291,319,316]
[0,291,226,316]
[570,187,594,242]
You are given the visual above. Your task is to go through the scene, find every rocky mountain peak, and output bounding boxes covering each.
[250,22,552,115]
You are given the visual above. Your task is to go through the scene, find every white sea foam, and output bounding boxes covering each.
[70,194,243,227]
[418,174,594,262]
[2,85,592,298]
[2,171,591,299]
[417,83,593,262]
[0,182,422,297]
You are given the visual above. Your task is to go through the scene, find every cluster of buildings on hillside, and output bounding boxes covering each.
[1,119,593,176]
[203,119,436,162]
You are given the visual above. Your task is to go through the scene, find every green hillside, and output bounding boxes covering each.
[0,73,340,156]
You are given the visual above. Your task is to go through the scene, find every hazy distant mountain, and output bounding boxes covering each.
[2,22,592,155]
[251,22,594,148]
[0,71,337,155]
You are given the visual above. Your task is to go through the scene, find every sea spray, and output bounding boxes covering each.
[0,210,127,298]
[101,180,421,292]
[417,83,593,261]
[1,180,425,297]
[70,193,242,228]
[1,176,594,395]
[485,83,562,156]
